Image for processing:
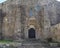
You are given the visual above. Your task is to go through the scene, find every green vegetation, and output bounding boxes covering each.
[0,40,13,43]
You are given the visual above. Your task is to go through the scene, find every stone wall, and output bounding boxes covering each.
[51,23,60,42]
[0,0,58,41]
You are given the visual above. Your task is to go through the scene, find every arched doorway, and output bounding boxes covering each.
[28,28,35,38]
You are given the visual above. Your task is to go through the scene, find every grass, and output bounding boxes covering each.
[0,40,14,43]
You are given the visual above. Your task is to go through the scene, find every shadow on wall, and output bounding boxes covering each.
[0,9,6,40]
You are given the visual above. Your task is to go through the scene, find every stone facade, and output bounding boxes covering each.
[51,23,60,42]
[0,0,60,42]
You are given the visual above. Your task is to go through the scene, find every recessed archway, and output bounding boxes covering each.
[28,28,35,38]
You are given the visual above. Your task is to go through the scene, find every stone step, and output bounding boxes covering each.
[15,39,59,47]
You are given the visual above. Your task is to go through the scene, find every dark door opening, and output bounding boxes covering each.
[28,28,35,38]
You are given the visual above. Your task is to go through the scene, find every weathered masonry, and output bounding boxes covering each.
[0,0,60,42]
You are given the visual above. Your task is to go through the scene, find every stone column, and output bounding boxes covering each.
[14,5,26,41]
[14,5,22,41]
[0,9,3,39]
[43,5,51,39]
[0,9,6,40]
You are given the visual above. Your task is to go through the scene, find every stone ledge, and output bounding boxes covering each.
[0,42,59,48]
